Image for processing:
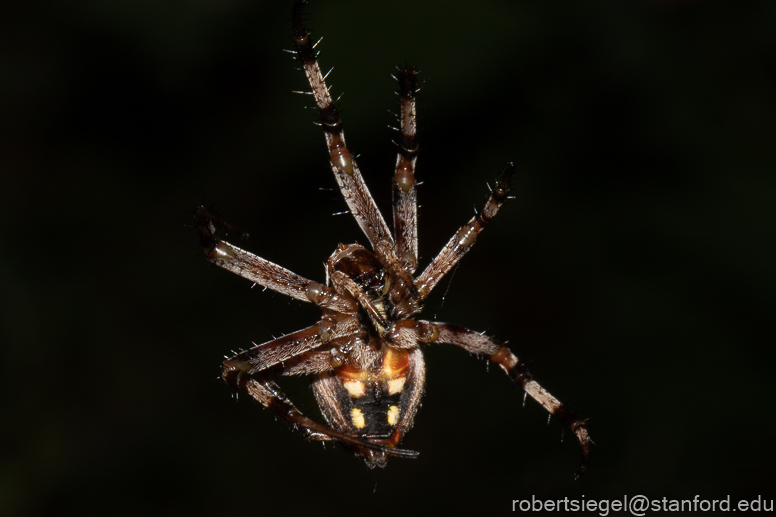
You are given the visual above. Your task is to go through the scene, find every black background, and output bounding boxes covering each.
[3,0,775,515]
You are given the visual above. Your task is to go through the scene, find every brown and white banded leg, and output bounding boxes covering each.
[420,321,592,478]
[222,315,359,375]
[392,66,419,272]
[196,207,358,314]
[291,0,392,248]
[415,163,515,300]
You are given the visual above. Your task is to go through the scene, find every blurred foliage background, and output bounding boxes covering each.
[2,0,775,515]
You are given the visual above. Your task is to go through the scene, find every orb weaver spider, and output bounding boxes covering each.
[196,0,592,477]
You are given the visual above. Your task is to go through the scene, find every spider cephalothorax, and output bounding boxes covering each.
[196,0,592,476]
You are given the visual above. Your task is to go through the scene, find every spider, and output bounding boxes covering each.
[196,0,592,477]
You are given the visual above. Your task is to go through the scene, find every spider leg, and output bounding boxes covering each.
[196,207,358,314]
[222,315,359,375]
[222,324,419,460]
[414,163,515,301]
[392,66,419,272]
[291,0,392,249]
[418,321,592,478]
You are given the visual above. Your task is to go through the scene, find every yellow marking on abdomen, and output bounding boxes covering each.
[351,408,365,429]
[387,405,400,426]
[387,377,406,395]
[342,380,366,398]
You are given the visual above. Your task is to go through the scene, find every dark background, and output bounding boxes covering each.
[3,0,775,515]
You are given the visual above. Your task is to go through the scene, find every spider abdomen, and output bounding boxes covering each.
[309,344,423,469]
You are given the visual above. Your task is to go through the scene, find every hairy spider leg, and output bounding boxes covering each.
[196,207,358,314]
[419,322,592,478]
[415,163,515,300]
[291,0,392,249]
[222,317,356,374]
[392,66,419,273]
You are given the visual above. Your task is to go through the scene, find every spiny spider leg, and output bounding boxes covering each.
[223,371,419,459]
[291,0,392,249]
[415,163,515,300]
[392,66,419,272]
[419,321,592,478]
[222,315,359,375]
[196,207,358,314]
